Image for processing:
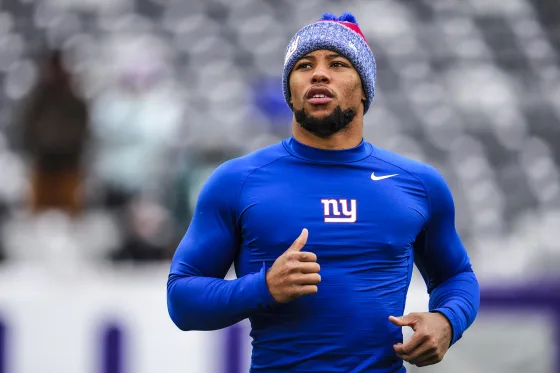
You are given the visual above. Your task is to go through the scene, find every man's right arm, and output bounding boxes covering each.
[166,161,277,332]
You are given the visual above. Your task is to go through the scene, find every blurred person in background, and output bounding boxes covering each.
[0,48,122,266]
[167,12,479,372]
[17,49,89,215]
[88,33,184,206]
[88,33,185,263]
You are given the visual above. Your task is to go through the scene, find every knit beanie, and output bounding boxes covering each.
[282,12,376,114]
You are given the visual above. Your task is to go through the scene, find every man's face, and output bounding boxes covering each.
[289,49,366,138]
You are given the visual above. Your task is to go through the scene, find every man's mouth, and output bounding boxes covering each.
[306,87,334,105]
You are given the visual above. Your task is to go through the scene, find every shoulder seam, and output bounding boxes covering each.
[367,154,431,222]
[235,154,292,218]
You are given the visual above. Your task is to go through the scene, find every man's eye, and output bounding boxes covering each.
[296,63,312,69]
[332,61,346,67]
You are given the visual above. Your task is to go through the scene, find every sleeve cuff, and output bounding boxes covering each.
[431,307,459,346]
[256,262,278,309]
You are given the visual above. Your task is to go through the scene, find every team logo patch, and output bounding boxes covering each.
[284,35,300,65]
[321,198,357,223]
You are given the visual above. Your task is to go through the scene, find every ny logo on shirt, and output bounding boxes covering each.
[320,199,357,223]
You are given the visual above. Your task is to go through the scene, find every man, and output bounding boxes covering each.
[19,49,89,215]
[167,12,480,372]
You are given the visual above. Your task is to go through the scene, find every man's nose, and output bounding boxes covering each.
[311,68,330,84]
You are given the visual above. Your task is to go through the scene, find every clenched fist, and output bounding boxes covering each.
[266,228,321,303]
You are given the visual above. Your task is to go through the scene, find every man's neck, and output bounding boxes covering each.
[291,120,364,150]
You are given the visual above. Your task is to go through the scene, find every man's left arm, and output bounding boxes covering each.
[391,165,480,366]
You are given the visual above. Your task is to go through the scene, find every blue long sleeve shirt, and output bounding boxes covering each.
[167,136,480,373]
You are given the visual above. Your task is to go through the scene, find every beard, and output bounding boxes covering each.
[294,105,357,138]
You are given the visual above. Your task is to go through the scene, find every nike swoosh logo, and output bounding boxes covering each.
[371,172,399,181]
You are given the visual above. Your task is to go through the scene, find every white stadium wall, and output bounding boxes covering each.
[0,265,554,373]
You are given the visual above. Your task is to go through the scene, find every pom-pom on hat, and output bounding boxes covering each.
[282,12,376,113]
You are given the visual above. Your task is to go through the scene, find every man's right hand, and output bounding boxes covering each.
[265,228,321,303]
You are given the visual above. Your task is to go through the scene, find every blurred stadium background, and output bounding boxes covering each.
[0,0,558,372]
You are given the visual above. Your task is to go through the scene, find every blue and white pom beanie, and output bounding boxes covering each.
[282,12,377,113]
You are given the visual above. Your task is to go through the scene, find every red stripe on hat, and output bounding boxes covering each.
[339,22,368,44]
